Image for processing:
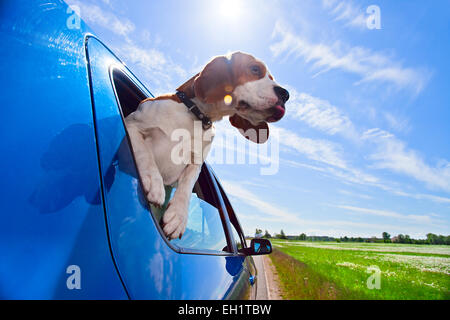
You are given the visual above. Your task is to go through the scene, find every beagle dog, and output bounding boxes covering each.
[125,52,289,240]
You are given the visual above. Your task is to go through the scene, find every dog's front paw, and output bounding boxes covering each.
[162,200,188,240]
[141,172,165,207]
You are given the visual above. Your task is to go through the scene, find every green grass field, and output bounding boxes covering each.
[269,240,450,300]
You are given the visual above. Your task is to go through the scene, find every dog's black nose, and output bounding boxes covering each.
[274,86,290,103]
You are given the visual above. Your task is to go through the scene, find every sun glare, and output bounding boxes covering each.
[224,95,233,105]
[218,0,243,20]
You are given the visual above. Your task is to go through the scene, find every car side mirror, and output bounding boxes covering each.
[241,238,272,256]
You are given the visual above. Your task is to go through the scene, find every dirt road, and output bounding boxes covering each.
[253,255,283,300]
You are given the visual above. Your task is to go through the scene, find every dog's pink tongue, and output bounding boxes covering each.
[268,105,285,122]
[275,105,285,116]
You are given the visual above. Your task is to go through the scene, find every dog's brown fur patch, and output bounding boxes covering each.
[141,94,181,104]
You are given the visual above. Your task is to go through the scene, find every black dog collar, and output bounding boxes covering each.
[176,91,212,130]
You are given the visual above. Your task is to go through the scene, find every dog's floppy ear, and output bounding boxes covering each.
[176,73,199,98]
[229,114,269,144]
[194,56,234,104]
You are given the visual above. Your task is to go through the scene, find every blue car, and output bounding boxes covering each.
[0,0,271,299]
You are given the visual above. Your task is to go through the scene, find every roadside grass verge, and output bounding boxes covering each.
[270,240,450,300]
[269,248,364,299]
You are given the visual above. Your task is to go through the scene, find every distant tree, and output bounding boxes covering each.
[276,229,287,240]
[404,235,412,244]
[262,230,450,246]
[255,228,263,238]
[426,233,437,244]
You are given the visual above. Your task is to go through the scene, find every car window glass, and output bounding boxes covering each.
[215,178,246,251]
[111,69,230,253]
[230,224,244,251]
[151,183,228,252]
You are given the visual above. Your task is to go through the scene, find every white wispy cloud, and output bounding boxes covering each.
[361,128,394,140]
[222,180,444,237]
[67,0,187,93]
[270,21,430,94]
[271,123,384,187]
[210,119,349,171]
[283,148,450,205]
[274,126,348,169]
[283,157,381,187]
[363,128,450,193]
[220,180,304,224]
[322,0,367,29]
[338,189,373,200]
[383,112,411,134]
[285,86,357,139]
[277,88,448,201]
[392,191,450,205]
[67,0,135,36]
[334,204,442,226]
[114,43,187,94]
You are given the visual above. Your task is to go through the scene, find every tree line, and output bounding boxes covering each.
[255,229,450,245]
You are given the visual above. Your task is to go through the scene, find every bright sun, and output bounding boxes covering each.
[218,0,243,20]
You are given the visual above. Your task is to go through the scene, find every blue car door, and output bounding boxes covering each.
[0,0,127,299]
[85,36,252,299]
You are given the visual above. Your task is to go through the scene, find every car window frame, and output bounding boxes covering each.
[107,63,235,256]
[211,171,249,254]
[174,165,234,255]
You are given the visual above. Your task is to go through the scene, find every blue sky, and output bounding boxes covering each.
[68,0,450,238]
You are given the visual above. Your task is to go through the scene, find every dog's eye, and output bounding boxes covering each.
[250,65,261,75]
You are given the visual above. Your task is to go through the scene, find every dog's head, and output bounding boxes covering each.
[178,52,289,143]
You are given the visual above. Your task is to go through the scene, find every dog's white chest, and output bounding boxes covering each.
[146,126,214,185]
[133,100,215,186]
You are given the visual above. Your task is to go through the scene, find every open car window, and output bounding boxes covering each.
[169,186,228,252]
[150,168,229,253]
[111,68,230,254]
[214,176,248,251]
